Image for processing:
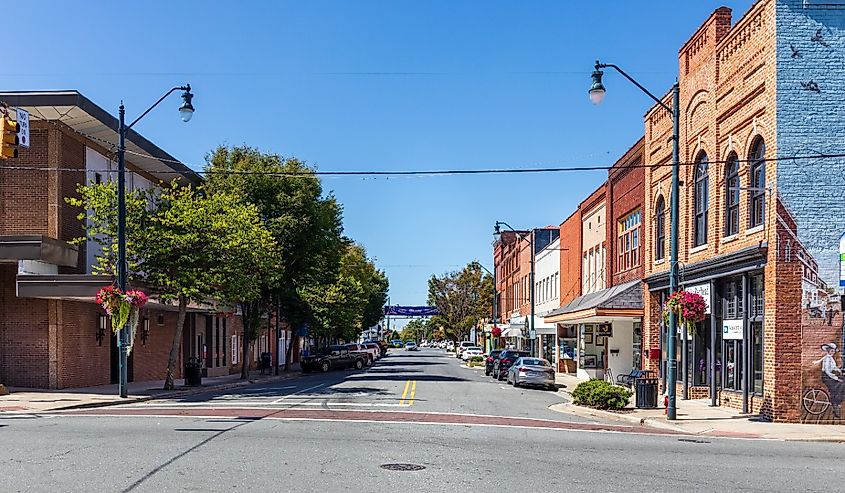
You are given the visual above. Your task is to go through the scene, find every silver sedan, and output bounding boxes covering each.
[506,357,556,391]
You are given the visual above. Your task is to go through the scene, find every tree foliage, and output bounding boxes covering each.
[427,262,493,341]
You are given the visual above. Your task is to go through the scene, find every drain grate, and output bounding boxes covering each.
[678,438,710,444]
[380,463,426,471]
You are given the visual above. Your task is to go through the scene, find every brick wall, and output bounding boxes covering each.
[607,138,645,286]
[559,211,581,306]
[0,265,50,387]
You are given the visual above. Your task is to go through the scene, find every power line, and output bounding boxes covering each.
[3,151,845,177]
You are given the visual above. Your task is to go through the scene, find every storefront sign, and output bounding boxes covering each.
[684,283,711,314]
[722,319,743,340]
[839,232,845,291]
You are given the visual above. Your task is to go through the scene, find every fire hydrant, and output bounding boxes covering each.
[664,394,669,415]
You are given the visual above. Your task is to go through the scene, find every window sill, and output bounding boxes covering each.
[690,244,709,254]
[746,224,765,235]
[721,234,738,244]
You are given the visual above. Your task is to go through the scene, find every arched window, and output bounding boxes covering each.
[654,196,666,261]
[749,138,766,228]
[724,153,740,237]
[693,152,709,247]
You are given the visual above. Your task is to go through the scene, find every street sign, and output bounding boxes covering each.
[15,108,29,148]
[685,283,711,314]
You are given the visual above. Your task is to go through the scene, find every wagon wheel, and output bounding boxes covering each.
[802,388,831,416]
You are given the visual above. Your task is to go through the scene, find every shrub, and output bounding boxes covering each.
[571,379,632,410]
[468,356,484,365]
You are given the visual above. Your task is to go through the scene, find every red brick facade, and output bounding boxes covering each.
[607,138,645,286]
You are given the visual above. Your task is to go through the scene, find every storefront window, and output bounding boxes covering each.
[633,322,642,371]
[752,321,763,394]
[724,340,743,391]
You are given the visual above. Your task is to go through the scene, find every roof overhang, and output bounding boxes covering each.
[0,90,201,185]
[544,308,643,324]
[0,235,78,267]
[15,274,212,312]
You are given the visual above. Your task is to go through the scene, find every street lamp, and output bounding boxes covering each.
[590,60,680,419]
[494,221,536,357]
[472,260,498,353]
[116,84,194,398]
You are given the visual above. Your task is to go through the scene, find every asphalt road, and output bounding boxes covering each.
[1,348,842,492]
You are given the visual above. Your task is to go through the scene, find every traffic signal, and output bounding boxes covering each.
[0,117,19,159]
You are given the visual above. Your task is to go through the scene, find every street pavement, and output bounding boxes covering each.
[1,348,843,492]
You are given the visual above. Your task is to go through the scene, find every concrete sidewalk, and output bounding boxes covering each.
[0,367,302,413]
[552,372,845,442]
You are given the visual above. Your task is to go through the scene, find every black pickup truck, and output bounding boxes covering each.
[301,345,366,373]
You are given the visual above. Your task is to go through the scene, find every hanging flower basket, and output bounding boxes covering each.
[663,290,706,335]
[491,326,502,338]
[96,286,148,354]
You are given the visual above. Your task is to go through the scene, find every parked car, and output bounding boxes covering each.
[363,342,383,360]
[446,341,455,351]
[484,349,503,376]
[493,350,530,380]
[461,347,483,361]
[391,340,404,348]
[344,343,374,366]
[405,341,418,351]
[506,357,556,390]
[301,345,366,373]
[456,341,475,359]
[365,339,389,357]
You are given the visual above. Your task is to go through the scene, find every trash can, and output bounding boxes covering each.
[635,377,658,409]
[260,352,272,375]
[185,357,202,386]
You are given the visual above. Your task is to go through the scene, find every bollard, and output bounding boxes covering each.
[664,394,668,415]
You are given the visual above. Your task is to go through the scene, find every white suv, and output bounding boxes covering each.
[456,341,475,359]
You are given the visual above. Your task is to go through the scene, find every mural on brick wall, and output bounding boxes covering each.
[774,0,845,424]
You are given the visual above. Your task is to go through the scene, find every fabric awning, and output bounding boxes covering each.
[501,327,524,338]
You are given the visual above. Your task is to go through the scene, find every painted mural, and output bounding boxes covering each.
[775,0,845,424]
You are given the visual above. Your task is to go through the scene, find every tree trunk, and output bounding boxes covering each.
[284,332,298,371]
[164,295,188,390]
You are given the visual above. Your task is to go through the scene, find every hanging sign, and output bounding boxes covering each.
[722,319,743,340]
[684,283,711,314]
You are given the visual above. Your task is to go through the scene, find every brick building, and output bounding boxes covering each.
[0,91,264,389]
[545,140,646,380]
[641,0,845,423]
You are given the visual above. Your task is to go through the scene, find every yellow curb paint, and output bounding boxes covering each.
[400,380,411,405]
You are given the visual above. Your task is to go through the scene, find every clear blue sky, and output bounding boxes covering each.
[7,0,752,307]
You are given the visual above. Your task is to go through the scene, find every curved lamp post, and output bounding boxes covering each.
[590,60,681,419]
[494,221,536,357]
[117,85,194,398]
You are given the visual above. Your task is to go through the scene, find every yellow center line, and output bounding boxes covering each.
[408,380,417,406]
[399,379,411,405]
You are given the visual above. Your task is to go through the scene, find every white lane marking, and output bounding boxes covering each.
[270,383,325,404]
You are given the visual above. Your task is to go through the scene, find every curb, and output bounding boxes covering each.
[46,372,303,412]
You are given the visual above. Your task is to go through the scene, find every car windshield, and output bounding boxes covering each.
[519,358,549,367]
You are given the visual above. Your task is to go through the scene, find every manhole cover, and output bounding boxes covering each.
[380,463,426,471]
[678,438,710,444]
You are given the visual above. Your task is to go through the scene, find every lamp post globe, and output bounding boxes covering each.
[589,68,606,105]
[179,86,195,122]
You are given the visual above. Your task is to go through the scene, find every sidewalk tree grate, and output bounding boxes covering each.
[380,463,426,471]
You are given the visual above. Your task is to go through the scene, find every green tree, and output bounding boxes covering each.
[204,146,345,369]
[68,181,277,387]
[401,319,427,342]
[427,262,493,341]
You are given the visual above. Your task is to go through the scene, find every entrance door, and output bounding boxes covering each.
[723,340,743,391]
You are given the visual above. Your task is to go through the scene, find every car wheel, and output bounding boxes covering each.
[513,378,519,388]
[355,359,364,370]
[484,369,490,376]
[320,361,330,373]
